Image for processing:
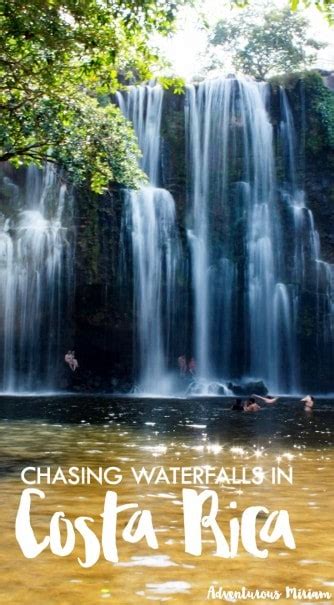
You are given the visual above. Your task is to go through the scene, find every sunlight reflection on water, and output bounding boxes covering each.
[0,396,333,604]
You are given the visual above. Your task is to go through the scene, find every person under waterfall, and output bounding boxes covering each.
[188,357,196,376]
[71,351,79,371]
[64,351,72,368]
[64,350,79,372]
[178,355,187,375]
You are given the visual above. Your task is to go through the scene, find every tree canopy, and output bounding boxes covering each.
[0,0,184,192]
[209,7,325,81]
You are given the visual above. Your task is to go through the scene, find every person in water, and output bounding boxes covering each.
[301,395,315,411]
[64,350,79,372]
[231,398,244,411]
[243,397,261,413]
[188,358,196,375]
[178,355,187,375]
[252,394,279,405]
[64,351,73,369]
[71,351,79,371]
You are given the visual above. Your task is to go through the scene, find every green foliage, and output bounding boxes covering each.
[300,71,334,154]
[309,77,334,148]
[210,7,325,80]
[0,91,148,192]
[271,70,334,162]
[158,76,185,94]
[0,0,185,192]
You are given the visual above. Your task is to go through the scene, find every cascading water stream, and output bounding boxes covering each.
[186,78,239,382]
[186,77,304,393]
[117,84,181,394]
[279,88,334,383]
[186,79,271,388]
[0,164,73,392]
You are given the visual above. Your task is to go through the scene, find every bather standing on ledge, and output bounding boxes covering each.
[64,350,79,372]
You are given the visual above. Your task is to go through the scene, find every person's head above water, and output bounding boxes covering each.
[301,395,315,408]
[243,399,261,412]
[243,398,256,409]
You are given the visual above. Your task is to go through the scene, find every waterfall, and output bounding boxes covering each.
[186,78,279,386]
[184,76,334,393]
[116,85,163,186]
[117,84,181,393]
[186,78,241,381]
[0,164,74,392]
[185,77,301,393]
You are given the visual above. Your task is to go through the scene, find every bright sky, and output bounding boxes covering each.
[153,0,334,81]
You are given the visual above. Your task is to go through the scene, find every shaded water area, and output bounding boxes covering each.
[0,396,333,604]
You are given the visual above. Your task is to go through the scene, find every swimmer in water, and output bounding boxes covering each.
[243,397,261,413]
[301,395,315,411]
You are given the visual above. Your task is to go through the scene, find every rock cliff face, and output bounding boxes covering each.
[71,186,132,391]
